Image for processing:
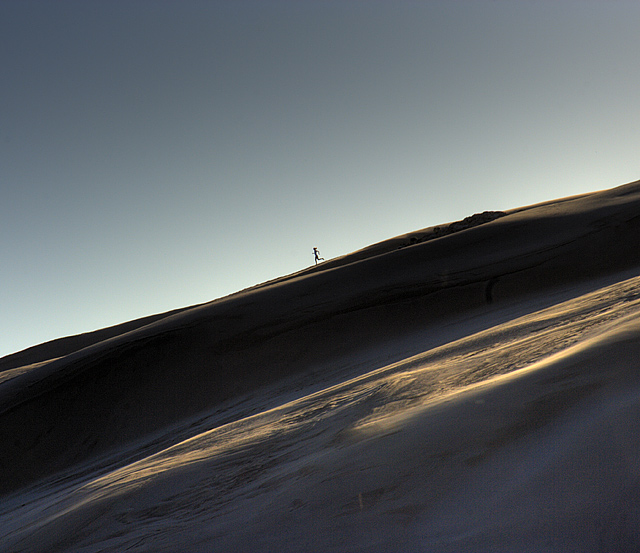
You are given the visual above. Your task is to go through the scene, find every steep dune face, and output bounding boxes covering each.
[1,181,640,551]
[1,181,640,494]
[2,262,640,552]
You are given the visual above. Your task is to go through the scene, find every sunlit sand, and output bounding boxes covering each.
[1,180,640,552]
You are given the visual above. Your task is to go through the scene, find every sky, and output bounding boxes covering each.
[2,0,640,358]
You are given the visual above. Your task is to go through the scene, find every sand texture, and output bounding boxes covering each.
[1,180,640,552]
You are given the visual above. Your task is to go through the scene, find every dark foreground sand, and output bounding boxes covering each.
[1,180,639,552]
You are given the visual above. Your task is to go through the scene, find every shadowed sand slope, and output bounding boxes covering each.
[1,180,640,552]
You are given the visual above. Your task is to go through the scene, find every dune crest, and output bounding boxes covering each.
[1,180,640,552]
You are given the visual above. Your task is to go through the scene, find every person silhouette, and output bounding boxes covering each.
[313,247,324,265]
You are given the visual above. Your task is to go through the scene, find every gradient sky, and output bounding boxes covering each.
[2,0,640,357]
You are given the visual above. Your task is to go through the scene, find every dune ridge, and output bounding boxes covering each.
[1,180,640,551]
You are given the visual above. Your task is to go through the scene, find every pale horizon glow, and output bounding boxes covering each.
[2,0,640,357]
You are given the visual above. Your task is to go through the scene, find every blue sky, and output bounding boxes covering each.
[2,0,639,357]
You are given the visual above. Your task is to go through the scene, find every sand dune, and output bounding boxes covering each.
[1,180,640,551]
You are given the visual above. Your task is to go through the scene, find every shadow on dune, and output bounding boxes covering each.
[1,180,640,497]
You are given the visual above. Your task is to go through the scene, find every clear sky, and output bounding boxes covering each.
[2,0,639,357]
